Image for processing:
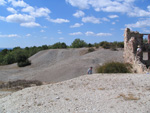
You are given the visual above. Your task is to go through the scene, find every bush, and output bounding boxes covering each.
[110,45,117,51]
[96,62,131,73]
[17,59,31,67]
[0,80,42,90]
[99,41,111,49]
[94,43,100,48]
[88,47,95,52]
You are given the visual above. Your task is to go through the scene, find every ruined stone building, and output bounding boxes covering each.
[124,28,150,73]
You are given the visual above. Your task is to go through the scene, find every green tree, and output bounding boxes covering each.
[99,41,111,49]
[52,42,67,49]
[42,45,48,50]
[3,52,15,64]
[0,49,8,56]
[71,39,87,48]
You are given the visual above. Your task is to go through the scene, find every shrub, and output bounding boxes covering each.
[17,59,31,67]
[88,47,95,52]
[117,42,124,48]
[0,80,42,90]
[110,45,117,51]
[96,62,131,73]
[94,43,100,48]
[99,41,111,49]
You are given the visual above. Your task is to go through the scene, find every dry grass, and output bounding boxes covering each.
[98,88,105,90]
[0,80,43,90]
[118,93,140,101]
[0,88,17,92]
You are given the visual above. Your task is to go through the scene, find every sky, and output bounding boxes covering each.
[0,0,150,48]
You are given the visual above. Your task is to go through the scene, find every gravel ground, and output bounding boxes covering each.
[0,74,150,113]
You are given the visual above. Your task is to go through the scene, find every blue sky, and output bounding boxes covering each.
[0,0,150,48]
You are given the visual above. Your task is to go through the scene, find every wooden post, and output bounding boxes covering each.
[148,34,150,60]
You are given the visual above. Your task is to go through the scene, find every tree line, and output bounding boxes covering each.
[0,39,124,67]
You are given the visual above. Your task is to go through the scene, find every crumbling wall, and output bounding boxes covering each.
[124,28,148,73]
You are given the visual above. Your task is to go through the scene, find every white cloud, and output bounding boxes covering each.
[40,30,45,33]
[82,16,100,24]
[30,8,51,17]
[148,6,150,11]
[66,0,150,17]
[22,6,51,18]
[48,18,70,23]
[26,34,31,37]
[43,37,47,39]
[66,0,89,9]
[42,26,48,28]
[128,7,150,17]
[7,7,17,13]
[20,22,40,27]
[0,13,42,28]
[0,16,5,21]
[0,1,51,28]
[96,32,112,36]
[73,10,85,18]
[85,31,112,36]
[59,37,64,40]
[0,0,6,5]
[120,28,126,31]
[108,15,119,18]
[0,34,20,38]
[66,0,131,13]
[101,3,130,13]
[143,29,150,33]
[110,28,115,31]
[6,14,35,23]
[70,23,83,28]
[85,31,95,36]
[112,22,116,24]
[8,0,28,7]
[125,19,150,28]
[101,17,110,22]
[69,32,83,35]
[58,30,62,34]
[22,6,35,13]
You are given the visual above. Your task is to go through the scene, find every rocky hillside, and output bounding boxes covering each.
[0,48,123,83]
[0,74,150,113]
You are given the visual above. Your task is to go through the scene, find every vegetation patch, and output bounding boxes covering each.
[88,47,95,53]
[118,93,140,101]
[96,62,131,73]
[0,80,43,90]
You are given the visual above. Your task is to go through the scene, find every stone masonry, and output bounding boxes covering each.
[124,28,150,73]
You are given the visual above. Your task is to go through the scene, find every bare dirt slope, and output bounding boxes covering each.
[0,48,123,83]
[0,74,150,113]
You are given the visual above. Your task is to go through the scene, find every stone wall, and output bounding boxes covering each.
[124,28,148,73]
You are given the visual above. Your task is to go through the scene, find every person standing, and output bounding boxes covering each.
[136,45,142,56]
[87,67,93,74]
